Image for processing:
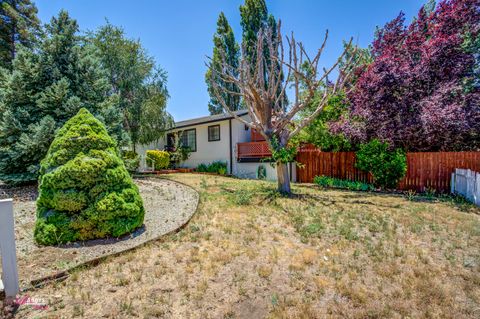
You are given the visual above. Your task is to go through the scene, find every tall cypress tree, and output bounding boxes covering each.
[205,12,241,115]
[0,0,41,69]
[239,0,285,108]
[239,0,268,67]
[0,10,123,184]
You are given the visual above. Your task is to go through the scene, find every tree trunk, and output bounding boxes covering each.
[276,162,291,194]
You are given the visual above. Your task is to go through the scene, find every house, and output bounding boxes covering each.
[137,110,297,181]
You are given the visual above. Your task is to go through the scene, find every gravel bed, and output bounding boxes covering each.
[1,178,198,288]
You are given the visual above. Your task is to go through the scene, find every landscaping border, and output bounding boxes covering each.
[22,178,200,291]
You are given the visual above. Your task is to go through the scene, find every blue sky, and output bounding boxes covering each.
[36,1,425,121]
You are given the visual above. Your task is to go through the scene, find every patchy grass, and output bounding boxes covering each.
[14,174,480,318]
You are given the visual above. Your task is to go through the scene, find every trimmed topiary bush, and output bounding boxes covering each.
[34,108,145,245]
[146,150,170,170]
[355,139,407,189]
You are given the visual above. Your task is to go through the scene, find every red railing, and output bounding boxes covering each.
[237,141,271,160]
[250,129,266,142]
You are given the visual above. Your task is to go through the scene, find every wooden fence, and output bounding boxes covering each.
[296,145,480,192]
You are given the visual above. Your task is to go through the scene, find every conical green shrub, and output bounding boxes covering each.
[34,108,144,245]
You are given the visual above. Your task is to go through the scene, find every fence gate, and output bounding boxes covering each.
[451,169,480,206]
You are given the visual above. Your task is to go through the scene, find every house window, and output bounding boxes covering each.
[208,125,220,142]
[180,129,196,152]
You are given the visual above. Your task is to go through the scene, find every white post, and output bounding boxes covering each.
[0,199,19,298]
[450,172,456,194]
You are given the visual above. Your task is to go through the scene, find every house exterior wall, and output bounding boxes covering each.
[170,120,231,170]
[136,113,296,182]
[137,118,233,173]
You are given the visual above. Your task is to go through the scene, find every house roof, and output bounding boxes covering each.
[173,110,249,129]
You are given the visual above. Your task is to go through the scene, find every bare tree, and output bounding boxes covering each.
[207,21,354,194]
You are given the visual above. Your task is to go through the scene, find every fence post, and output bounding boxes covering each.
[451,172,455,193]
[0,198,19,298]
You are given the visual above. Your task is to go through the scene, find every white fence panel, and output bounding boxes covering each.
[0,198,19,298]
[451,169,480,207]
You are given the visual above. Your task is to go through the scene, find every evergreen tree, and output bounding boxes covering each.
[89,22,172,151]
[35,108,144,245]
[239,0,285,108]
[0,10,123,184]
[239,0,268,67]
[205,12,241,115]
[0,0,41,69]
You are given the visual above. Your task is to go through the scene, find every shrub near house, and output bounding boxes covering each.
[34,108,145,245]
[146,150,170,170]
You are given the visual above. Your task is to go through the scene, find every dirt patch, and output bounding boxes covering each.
[5,178,198,289]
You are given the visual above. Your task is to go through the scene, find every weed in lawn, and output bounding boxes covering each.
[119,299,135,315]
[257,265,273,279]
[405,189,417,201]
[233,189,252,205]
[200,177,208,189]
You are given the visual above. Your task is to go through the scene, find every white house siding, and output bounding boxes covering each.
[137,119,233,173]
[136,112,296,181]
[170,120,231,171]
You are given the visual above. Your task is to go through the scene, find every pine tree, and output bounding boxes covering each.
[0,0,41,69]
[35,108,144,245]
[0,10,124,184]
[206,12,241,115]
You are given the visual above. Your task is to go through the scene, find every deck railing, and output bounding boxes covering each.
[237,141,271,160]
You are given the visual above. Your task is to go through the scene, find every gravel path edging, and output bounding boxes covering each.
[16,178,199,291]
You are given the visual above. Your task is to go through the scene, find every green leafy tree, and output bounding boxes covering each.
[299,93,352,151]
[205,12,241,115]
[299,43,372,150]
[0,10,123,184]
[89,22,172,151]
[34,108,144,245]
[355,139,407,189]
[0,0,41,69]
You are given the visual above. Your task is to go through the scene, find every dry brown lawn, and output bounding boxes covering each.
[12,174,480,318]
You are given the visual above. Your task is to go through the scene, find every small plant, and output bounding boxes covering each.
[405,189,417,201]
[122,150,140,173]
[257,165,267,180]
[169,135,192,168]
[196,163,208,172]
[196,161,227,174]
[313,175,375,191]
[355,139,407,189]
[424,187,437,200]
[233,189,252,205]
[146,150,170,170]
